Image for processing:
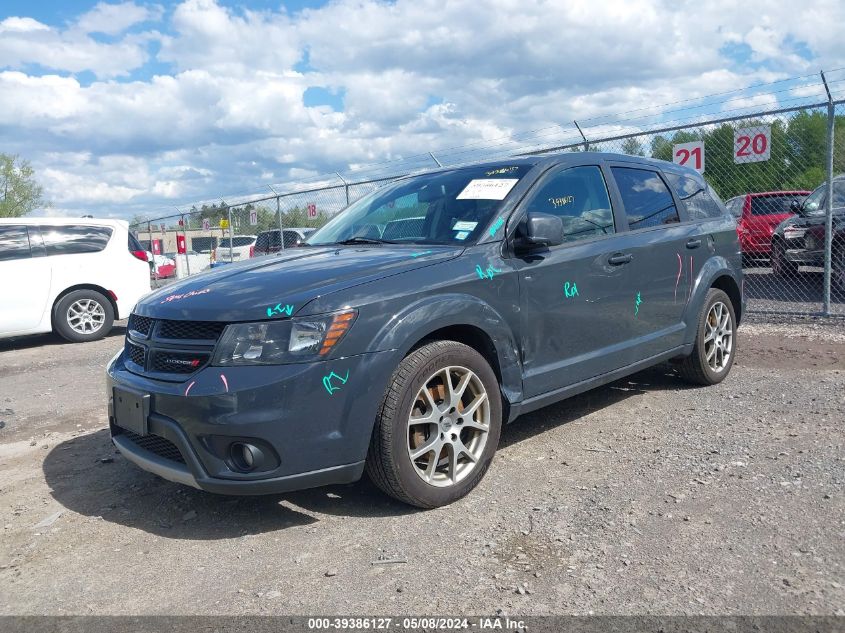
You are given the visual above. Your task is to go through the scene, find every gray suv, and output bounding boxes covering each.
[107,153,743,508]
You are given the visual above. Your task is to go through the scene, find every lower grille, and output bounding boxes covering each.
[118,429,186,464]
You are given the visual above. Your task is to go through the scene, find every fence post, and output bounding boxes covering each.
[277,195,285,252]
[336,172,350,206]
[574,120,589,152]
[181,213,191,276]
[226,204,233,264]
[822,72,835,316]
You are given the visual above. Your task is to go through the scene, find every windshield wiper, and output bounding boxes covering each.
[332,237,399,245]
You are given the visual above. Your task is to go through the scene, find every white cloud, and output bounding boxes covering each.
[75,2,162,35]
[1,0,844,219]
[0,16,50,32]
[0,16,154,77]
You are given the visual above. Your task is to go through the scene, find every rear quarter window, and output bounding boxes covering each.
[40,225,113,255]
[0,225,31,262]
[665,172,724,221]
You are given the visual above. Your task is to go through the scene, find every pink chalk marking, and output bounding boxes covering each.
[184,381,196,397]
[220,374,229,393]
[687,256,694,303]
[674,253,682,303]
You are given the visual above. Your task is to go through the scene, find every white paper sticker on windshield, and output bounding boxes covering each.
[452,220,478,231]
[457,179,519,200]
[455,231,470,240]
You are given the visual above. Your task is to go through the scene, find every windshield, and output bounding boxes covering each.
[750,195,804,216]
[306,164,534,246]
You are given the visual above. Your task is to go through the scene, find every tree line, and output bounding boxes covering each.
[618,111,844,199]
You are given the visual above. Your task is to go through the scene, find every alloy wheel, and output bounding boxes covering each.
[66,299,106,335]
[407,365,490,487]
[703,301,733,372]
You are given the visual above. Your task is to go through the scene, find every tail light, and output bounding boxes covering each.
[131,250,148,262]
[249,244,255,258]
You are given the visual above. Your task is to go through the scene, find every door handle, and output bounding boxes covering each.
[608,252,633,265]
[686,238,702,249]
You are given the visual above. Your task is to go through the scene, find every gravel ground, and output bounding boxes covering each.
[0,317,843,616]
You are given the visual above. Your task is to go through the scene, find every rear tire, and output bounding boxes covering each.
[771,240,798,278]
[53,290,114,343]
[366,340,502,508]
[678,288,736,386]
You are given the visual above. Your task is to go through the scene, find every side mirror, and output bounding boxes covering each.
[521,212,564,248]
[790,200,804,215]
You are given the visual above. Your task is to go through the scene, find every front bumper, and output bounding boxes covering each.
[106,348,394,495]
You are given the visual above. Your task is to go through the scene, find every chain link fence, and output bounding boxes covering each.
[131,98,844,317]
[520,102,844,316]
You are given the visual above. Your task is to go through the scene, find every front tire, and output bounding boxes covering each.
[53,290,114,342]
[366,340,503,508]
[678,288,736,386]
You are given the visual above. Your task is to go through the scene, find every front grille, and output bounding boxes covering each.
[124,317,223,378]
[158,320,226,341]
[128,314,152,337]
[127,341,145,366]
[118,429,186,464]
[150,350,211,374]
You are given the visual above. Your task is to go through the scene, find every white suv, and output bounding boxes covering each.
[213,235,257,262]
[0,218,151,342]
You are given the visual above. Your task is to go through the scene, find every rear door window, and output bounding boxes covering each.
[0,225,31,262]
[40,225,113,255]
[611,167,680,229]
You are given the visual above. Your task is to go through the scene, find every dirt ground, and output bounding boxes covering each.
[0,316,843,615]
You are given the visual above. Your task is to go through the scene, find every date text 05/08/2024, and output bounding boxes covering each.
[307,616,527,630]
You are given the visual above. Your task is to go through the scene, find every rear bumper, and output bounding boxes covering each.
[784,247,823,266]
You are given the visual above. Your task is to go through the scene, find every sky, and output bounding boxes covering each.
[1,0,844,220]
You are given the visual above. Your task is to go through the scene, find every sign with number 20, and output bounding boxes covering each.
[734,126,771,164]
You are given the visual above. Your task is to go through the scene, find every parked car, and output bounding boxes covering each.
[724,191,809,260]
[213,235,256,262]
[252,228,316,256]
[107,154,743,507]
[0,218,151,342]
[151,254,176,279]
[770,176,845,289]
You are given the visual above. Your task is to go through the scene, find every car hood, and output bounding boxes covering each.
[134,245,461,321]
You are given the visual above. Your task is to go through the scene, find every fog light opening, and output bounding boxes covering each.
[229,442,261,472]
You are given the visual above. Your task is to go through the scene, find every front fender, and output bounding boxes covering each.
[367,293,524,407]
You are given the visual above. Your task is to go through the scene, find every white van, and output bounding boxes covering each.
[0,218,151,342]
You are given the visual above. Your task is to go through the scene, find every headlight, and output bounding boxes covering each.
[212,309,357,366]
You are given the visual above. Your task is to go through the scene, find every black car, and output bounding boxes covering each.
[107,153,743,508]
[770,175,845,288]
[252,227,315,256]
